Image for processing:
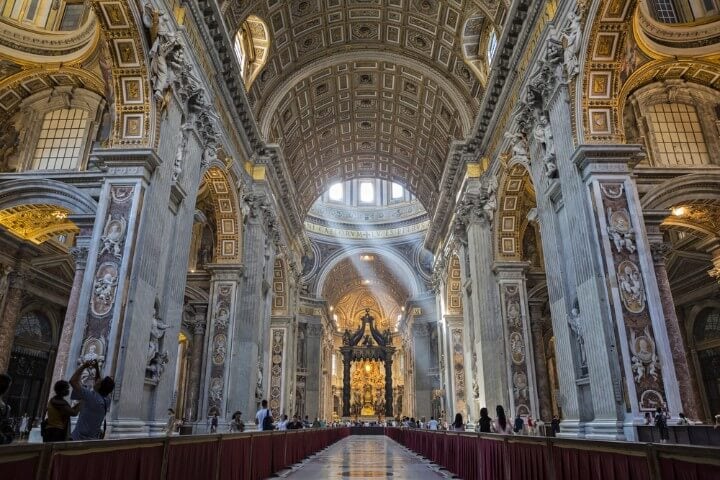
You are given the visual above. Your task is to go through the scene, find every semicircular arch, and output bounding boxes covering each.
[203,166,242,263]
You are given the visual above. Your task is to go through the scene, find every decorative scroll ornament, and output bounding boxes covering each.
[618,260,646,313]
[607,208,636,254]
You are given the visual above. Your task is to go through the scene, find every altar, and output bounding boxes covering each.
[340,309,394,418]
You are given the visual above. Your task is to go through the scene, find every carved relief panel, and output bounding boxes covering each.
[206,282,235,415]
[269,328,285,418]
[501,283,533,417]
[596,182,668,412]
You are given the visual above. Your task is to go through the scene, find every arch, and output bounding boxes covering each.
[494,163,536,260]
[315,246,422,300]
[202,166,242,263]
[460,12,493,85]
[0,178,97,214]
[640,173,720,209]
[234,14,270,90]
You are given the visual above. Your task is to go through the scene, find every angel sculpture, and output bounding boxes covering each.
[100,215,127,258]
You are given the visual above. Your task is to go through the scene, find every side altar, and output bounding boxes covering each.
[340,309,395,418]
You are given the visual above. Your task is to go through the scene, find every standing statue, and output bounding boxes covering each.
[561,10,582,80]
[147,303,169,364]
[566,304,588,372]
[143,0,178,101]
[255,361,263,404]
[533,114,558,178]
[504,131,530,165]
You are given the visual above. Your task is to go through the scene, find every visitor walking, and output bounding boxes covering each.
[164,409,176,436]
[230,411,245,432]
[492,405,513,434]
[655,407,669,443]
[256,399,274,431]
[210,413,219,433]
[69,360,115,440]
[42,380,80,442]
[427,416,439,430]
[18,413,29,440]
[477,407,491,433]
[277,414,288,430]
[0,373,13,444]
[513,414,525,434]
[450,413,464,431]
[551,415,561,436]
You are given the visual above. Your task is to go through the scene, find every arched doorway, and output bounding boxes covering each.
[688,304,720,417]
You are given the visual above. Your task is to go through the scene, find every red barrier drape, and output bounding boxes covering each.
[1,455,38,480]
[218,436,251,480]
[478,438,506,480]
[166,441,218,480]
[250,434,274,480]
[659,457,720,480]
[456,435,479,480]
[271,432,287,471]
[50,445,163,480]
[507,441,548,480]
[553,447,651,480]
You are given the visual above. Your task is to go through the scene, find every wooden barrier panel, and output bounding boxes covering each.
[385,428,720,480]
[0,427,350,480]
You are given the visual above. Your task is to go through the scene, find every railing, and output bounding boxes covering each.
[385,428,720,480]
[0,427,350,480]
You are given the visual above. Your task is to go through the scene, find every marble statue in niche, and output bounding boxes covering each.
[567,302,589,375]
[559,9,582,80]
[99,215,127,258]
[504,131,530,165]
[533,113,558,178]
[143,0,179,101]
[618,261,646,313]
[146,299,170,382]
[607,209,636,254]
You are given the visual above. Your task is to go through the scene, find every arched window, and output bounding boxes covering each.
[328,182,343,202]
[692,307,720,418]
[487,29,498,64]
[646,103,709,166]
[32,108,89,170]
[233,15,270,89]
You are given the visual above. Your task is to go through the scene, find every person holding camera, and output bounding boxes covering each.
[69,360,115,440]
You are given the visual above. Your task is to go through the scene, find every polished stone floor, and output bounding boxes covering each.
[280,435,447,479]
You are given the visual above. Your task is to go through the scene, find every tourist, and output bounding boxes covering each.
[69,360,115,440]
[164,409,176,436]
[230,411,245,432]
[513,414,525,434]
[677,413,689,425]
[312,417,321,428]
[551,415,561,435]
[714,414,720,429]
[419,416,426,429]
[450,413,464,431]
[277,414,289,430]
[19,413,29,440]
[477,408,491,433]
[644,412,652,425]
[256,399,274,431]
[210,413,219,433]
[43,380,80,442]
[0,373,13,444]
[492,406,513,434]
[527,415,535,435]
[303,415,311,428]
[287,415,303,429]
[428,416,439,430]
[655,407,669,443]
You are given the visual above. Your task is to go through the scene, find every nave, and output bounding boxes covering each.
[282,435,444,480]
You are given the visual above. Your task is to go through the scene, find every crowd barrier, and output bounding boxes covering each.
[385,427,720,480]
[0,427,350,480]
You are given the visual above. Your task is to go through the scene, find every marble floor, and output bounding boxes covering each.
[280,435,447,479]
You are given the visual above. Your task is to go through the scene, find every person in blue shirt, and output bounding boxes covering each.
[69,360,115,440]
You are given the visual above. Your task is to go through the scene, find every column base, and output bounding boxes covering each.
[107,419,151,439]
[584,418,627,441]
[557,419,584,438]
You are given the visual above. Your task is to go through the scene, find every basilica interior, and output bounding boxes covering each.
[0,0,719,443]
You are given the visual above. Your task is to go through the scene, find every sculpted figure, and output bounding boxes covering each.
[100,216,127,258]
[567,305,588,369]
[147,306,169,364]
[561,11,582,80]
[504,131,529,165]
[94,272,117,304]
[533,114,557,177]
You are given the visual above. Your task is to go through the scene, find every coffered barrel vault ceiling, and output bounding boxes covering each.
[225,0,495,214]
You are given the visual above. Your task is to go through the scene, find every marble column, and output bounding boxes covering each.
[0,265,29,372]
[187,305,207,422]
[644,212,703,420]
[49,237,91,392]
[529,300,553,422]
[454,179,507,413]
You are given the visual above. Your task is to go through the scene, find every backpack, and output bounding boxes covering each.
[261,409,274,431]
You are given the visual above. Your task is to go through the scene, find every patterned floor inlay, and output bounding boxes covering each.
[278,436,449,479]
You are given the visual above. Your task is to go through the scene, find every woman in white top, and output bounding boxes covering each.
[492,405,513,434]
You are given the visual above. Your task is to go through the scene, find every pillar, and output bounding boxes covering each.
[187,305,207,422]
[529,300,553,422]
[0,264,29,372]
[495,262,539,420]
[49,225,92,393]
[644,212,703,420]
